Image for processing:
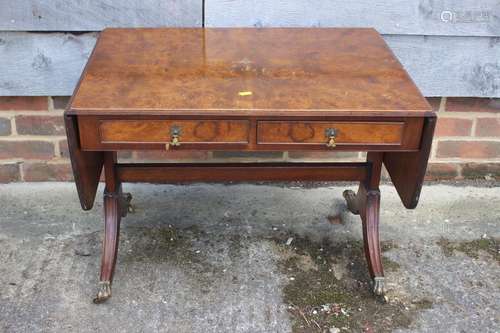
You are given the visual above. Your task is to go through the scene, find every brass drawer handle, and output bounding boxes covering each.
[325,128,337,148]
[166,126,181,150]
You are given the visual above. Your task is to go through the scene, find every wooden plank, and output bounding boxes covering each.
[0,0,201,30]
[0,32,97,96]
[385,35,500,97]
[205,0,500,37]
[0,32,499,97]
[116,162,369,183]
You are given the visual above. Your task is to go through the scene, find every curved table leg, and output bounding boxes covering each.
[360,188,384,296]
[93,190,122,304]
[344,184,385,296]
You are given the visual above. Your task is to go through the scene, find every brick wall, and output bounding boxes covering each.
[428,97,500,180]
[0,96,499,183]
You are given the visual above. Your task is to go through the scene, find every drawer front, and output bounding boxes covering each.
[99,120,250,144]
[257,120,420,148]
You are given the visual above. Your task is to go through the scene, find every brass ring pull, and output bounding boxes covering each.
[166,126,181,150]
[325,128,337,148]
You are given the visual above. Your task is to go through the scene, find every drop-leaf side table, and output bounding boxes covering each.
[64,28,436,303]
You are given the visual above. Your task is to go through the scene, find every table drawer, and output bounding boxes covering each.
[257,120,422,149]
[79,119,250,149]
[101,120,249,144]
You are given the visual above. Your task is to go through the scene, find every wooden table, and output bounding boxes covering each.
[64,28,436,303]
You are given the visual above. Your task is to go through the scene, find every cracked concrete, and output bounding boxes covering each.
[0,182,499,332]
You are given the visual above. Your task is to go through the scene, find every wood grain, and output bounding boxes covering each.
[99,120,250,144]
[205,0,500,37]
[76,115,424,152]
[0,0,201,30]
[257,121,405,146]
[68,28,431,115]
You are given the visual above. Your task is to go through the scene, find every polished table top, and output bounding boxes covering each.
[68,28,431,117]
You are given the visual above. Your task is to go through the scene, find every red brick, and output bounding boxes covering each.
[435,117,472,136]
[462,163,500,179]
[23,162,73,181]
[0,117,11,135]
[52,96,71,110]
[436,141,500,158]
[446,98,500,113]
[426,97,442,111]
[0,140,54,159]
[134,150,210,160]
[287,151,359,160]
[425,163,459,180]
[16,115,65,135]
[0,97,47,111]
[59,139,69,158]
[476,118,500,137]
[0,163,21,183]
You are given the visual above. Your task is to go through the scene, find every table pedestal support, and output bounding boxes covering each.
[343,186,384,295]
[92,152,386,303]
[93,189,133,304]
[343,152,385,295]
[93,153,133,303]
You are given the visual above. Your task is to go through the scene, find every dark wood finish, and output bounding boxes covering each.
[77,115,424,152]
[117,162,369,183]
[67,28,431,118]
[343,152,385,295]
[63,33,104,211]
[94,188,121,303]
[64,28,436,303]
[384,116,437,208]
[366,152,383,189]
[64,115,103,210]
[103,152,118,192]
[94,152,123,303]
[359,186,384,295]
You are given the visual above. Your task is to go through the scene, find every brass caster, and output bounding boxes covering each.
[372,277,385,296]
[93,281,112,304]
[343,189,360,215]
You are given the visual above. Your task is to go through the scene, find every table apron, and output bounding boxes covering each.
[116,162,370,183]
[76,116,424,152]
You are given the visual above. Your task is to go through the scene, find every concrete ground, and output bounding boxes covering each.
[0,182,499,333]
